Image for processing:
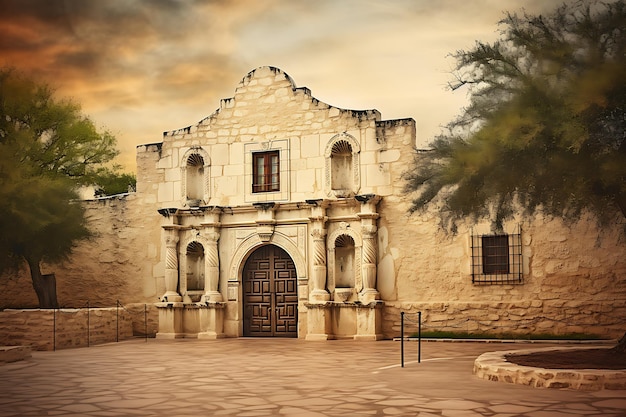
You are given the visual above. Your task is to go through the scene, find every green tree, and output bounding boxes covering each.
[94,172,136,197]
[404,0,626,232]
[0,69,123,307]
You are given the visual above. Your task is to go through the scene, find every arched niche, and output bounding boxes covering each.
[179,232,213,300]
[324,133,361,198]
[185,241,205,292]
[181,147,211,206]
[333,234,355,288]
[327,226,363,293]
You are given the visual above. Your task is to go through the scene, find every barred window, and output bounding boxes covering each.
[252,151,280,193]
[471,227,522,284]
[482,235,509,274]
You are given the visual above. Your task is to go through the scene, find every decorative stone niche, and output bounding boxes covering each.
[181,147,210,207]
[325,133,360,198]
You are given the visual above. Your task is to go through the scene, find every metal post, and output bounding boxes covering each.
[87,300,90,348]
[116,300,119,343]
[400,311,405,368]
[53,307,57,351]
[144,304,148,342]
[418,311,422,363]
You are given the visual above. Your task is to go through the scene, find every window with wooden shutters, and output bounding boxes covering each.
[252,151,280,193]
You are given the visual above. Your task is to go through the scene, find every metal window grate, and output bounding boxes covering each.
[471,225,522,284]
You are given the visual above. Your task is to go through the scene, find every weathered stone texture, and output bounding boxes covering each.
[0,194,160,309]
[0,66,624,342]
[0,308,137,350]
[378,172,626,338]
[474,348,626,390]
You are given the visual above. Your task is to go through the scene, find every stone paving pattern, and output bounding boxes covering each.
[0,339,625,416]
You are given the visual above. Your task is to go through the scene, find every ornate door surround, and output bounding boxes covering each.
[243,245,298,337]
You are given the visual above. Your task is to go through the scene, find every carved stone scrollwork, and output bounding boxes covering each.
[256,226,275,242]
[254,202,276,242]
[309,228,329,302]
[357,195,381,303]
[311,229,327,267]
[361,226,377,266]
[162,231,182,302]
[165,235,179,270]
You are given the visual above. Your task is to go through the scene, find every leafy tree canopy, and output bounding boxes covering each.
[0,68,126,307]
[404,0,626,232]
[94,172,137,197]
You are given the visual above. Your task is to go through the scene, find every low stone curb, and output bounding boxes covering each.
[0,346,31,364]
[473,346,626,391]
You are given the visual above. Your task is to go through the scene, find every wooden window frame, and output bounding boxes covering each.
[252,151,280,193]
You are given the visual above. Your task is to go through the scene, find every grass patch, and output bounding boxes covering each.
[409,330,605,340]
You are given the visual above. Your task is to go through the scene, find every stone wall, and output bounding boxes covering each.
[154,66,395,210]
[0,308,138,351]
[0,66,624,341]
[0,145,163,309]
[370,108,626,340]
[383,300,625,339]
[378,182,626,339]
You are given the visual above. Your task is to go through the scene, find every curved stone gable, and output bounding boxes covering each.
[236,66,298,94]
[163,66,381,141]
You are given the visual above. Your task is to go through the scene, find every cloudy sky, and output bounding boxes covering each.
[0,0,562,170]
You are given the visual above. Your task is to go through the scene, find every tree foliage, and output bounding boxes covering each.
[0,69,123,307]
[404,0,626,231]
[94,172,137,197]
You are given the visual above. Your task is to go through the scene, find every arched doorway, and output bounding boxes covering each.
[243,245,298,337]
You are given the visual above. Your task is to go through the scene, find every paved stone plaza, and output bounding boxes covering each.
[0,339,625,416]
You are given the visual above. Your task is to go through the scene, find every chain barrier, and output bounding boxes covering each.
[411,313,624,337]
[399,311,421,368]
[51,300,151,351]
[397,309,623,369]
[115,300,150,343]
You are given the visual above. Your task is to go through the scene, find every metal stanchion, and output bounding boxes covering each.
[418,311,421,363]
[87,300,90,347]
[116,300,120,342]
[401,311,405,368]
[53,307,57,351]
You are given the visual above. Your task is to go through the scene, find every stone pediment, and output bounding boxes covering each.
[163,66,381,140]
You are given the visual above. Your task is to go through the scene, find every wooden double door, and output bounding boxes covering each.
[243,245,298,337]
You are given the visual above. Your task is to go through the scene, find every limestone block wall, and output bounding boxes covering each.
[1,65,624,343]
[372,113,626,339]
[0,144,163,310]
[377,186,626,339]
[151,66,405,210]
[124,303,159,337]
[0,308,135,351]
[0,194,160,308]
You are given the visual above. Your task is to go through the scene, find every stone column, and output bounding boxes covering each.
[361,224,377,293]
[356,195,381,303]
[162,227,182,302]
[201,207,223,303]
[310,229,330,302]
[308,201,330,303]
[202,231,222,302]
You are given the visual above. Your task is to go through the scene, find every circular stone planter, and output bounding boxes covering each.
[473,346,626,391]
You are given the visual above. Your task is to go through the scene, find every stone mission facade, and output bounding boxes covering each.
[135,65,626,340]
[2,66,624,340]
[141,66,412,339]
